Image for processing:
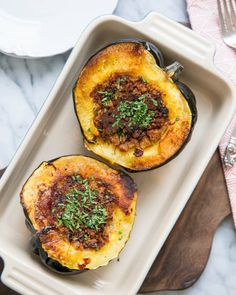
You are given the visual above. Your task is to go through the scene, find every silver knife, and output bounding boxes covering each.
[224,129,236,168]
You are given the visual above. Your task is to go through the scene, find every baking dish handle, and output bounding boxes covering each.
[136,12,215,66]
[1,255,60,295]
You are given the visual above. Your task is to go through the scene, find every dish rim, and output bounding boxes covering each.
[0,12,236,295]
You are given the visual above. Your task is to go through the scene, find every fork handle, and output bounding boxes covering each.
[224,138,236,168]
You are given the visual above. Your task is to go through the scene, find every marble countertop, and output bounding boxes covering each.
[1,0,236,294]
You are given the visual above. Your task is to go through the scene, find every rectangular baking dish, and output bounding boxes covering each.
[0,12,235,295]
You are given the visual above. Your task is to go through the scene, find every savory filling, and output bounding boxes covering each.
[92,74,170,157]
[36,174,117,250]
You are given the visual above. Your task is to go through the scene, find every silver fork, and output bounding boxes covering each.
[217,0,236,48]
[219,0,236,168]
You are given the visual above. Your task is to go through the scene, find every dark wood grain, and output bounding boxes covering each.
[140,149,230,292]
[0,150,230,294]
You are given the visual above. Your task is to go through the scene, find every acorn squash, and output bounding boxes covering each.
[73,39,197,171]
[20,155,137,274]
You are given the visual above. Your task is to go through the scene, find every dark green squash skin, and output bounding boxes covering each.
[24,211,85,275]
[176,81,197,129]
[73,39,198,172]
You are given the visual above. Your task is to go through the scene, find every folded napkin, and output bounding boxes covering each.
[187,0,236,226]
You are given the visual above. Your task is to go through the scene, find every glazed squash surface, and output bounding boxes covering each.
[20,155,137,273]
[73,40,196,171]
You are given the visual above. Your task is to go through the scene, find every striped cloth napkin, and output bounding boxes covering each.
[187,0,236,226]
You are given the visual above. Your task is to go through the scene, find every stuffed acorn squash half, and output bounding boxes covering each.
[73,39,197,171]
[20,155,137,274]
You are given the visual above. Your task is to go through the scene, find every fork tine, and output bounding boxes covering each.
[217,0,227,33]
[229,0,236,28]
[223,0,233,31]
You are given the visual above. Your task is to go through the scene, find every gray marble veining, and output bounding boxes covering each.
[0,53,67,167]
[0,1,235,294]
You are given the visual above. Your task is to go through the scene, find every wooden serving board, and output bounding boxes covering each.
[0,149,231,294]
[140,149,231,292]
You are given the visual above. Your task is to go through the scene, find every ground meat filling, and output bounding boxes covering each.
[36,174,117,250]
[91,74,170,157]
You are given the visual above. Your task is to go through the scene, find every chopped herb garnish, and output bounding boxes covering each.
[98,91,114,106]
[57,176,107,232]
[87,205,107,231]
[151,98,158,106]
[112,93,155,129]
[116,76,127,89]
[72,175,82,183]
[57,218,63,226]
[92,74,169,156]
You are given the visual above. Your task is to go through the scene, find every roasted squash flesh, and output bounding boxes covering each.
[20,155,137,272]
[73,41,196,171]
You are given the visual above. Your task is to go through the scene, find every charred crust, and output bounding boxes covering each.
[131,43,144,56]
[118,173,137,199]
[46,161,57,170]
[74,38,165,82]
[78,258,91,270]
[104,38,165,67]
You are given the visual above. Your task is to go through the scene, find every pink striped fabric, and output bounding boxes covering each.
[187,0,236,226]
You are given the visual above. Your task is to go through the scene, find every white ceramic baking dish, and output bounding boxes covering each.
[0,12,235,295]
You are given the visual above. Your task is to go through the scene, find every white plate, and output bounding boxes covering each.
[0,12,236,295]
[0,0,117,58]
